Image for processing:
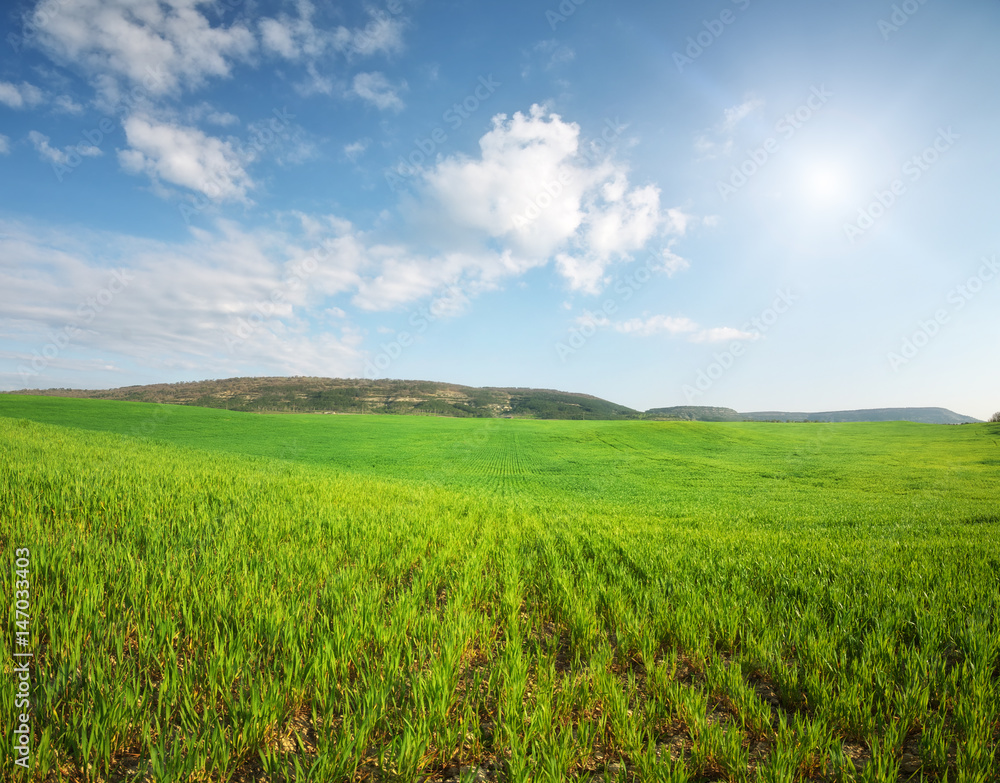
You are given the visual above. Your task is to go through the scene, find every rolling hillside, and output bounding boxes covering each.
[5,378,982,423]
[7,376,639,420]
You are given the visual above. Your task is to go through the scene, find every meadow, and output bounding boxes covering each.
[1,396,999,782]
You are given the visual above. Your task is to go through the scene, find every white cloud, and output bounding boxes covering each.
[659,243,691,276]
[349,14,403,56]
[22,0,410,121]
[689,326,758,343]
[29,0,256,97]
[344,138,370,161]
[415,105,685,294]
[182,102,241,128]
[342,108,693,310]
[260,17,300,59]
[342,11,405,58]
[0,80,45,109]
[722,97,764,132]
[614,314,699,337]
[419,107,593,260]
[118,116,251,202]
[352,249,498,312]
[695,96,764,159]
[352,71,405,111]
[0,135,9,155]
[28,131,102,166]
[574,312,756,343]
[52,94,84,114]
[534,39,575,69]
[260,4,404,61]
[207,110,239,127]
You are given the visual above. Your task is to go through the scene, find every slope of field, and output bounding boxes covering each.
[2,394,996,521]
[2,396,999,782]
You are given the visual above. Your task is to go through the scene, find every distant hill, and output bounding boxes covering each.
[7,377,639,420]
[739,408,982,424]
[5,379,982,424]
[645,406,741,422]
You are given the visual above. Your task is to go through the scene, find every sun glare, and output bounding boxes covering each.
[802,162,849,203]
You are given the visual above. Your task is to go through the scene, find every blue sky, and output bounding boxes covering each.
[1,0,998,419]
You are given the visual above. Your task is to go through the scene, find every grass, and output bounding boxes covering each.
[1,395,999,782]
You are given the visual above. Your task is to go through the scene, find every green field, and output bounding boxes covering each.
[2,396,999,782]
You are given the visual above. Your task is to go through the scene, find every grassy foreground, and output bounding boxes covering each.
[1,397,999,782]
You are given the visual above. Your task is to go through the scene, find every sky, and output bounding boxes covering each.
[0,0,998,419]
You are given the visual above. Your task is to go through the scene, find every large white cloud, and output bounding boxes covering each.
[411,105,689,294]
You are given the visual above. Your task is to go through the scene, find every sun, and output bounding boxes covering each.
[801,162,850,204]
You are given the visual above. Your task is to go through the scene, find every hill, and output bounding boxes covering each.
[6,379,982,423]
[739,407,981,424]
[644,406,742,422]
[8,376,640,420]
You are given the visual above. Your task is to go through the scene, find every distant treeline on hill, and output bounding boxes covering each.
[5,377,983,423]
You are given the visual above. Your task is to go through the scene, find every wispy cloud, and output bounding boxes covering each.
[0,217,365,387]
[694,96,764,159]
[574,312,757,343]
[344,138,371,162]
[613,314,699,337]
[351,71,406,111]
[0,80,44,109]
[28,131,102,165]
